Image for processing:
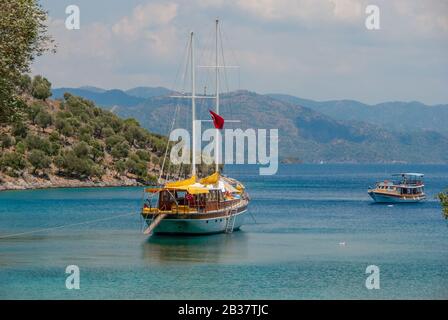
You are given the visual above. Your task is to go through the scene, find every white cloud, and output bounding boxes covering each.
[112,2,178,39]
[393,0,448,34]
[199,0,365,24]
[31,0,448,104]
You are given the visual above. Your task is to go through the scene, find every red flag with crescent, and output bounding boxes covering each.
[209,110,224,129]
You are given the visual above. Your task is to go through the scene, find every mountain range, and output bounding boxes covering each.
[269,94,448,136]
[51,86,448,163]
[52,86,173,107]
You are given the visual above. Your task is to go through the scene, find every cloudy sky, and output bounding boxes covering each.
[33,0,448,104]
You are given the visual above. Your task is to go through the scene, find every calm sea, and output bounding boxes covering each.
[0,164,447,299]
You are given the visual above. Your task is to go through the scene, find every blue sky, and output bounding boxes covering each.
[33,0,448,104]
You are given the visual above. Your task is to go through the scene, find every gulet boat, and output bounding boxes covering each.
[368,173,426,203]
[140,20,250,235]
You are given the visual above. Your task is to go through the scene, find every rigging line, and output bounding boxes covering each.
[0,212,137,240]
[219,24,234,128]
[163,36,191,181]
[219,25,231,97]
[218,22,236,138]
[159,103,180,183]
[170,35,190,95]
[223,25,244,176]
[221,25,242,120]
[196,26,214,124]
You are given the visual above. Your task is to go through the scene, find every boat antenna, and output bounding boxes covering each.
[191,31,197,177]
[215,18,220,173]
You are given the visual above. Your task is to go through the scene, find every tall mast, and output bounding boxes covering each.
[191,31,196,176]
[215,18,219,173]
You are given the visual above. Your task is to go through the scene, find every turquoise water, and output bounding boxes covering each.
[0,164,447,299]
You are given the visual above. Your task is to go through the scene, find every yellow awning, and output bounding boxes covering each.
[186,186,209,194]
[199,172,220,185]
[165,176,196,188]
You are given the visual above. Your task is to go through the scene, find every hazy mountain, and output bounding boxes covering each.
[52,86,173,107]
[269,94,448,135]
[110,90,448,164]
[52,88,145,107]
[125,86,173,99]
[51,87,448,163]
[78,86,106,93]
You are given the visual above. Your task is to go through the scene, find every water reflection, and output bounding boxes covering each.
[142,231,249,265]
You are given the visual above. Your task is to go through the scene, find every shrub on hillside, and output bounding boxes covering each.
[28,149,51,173]
[0,151,27,173]
[18,74,32,94]
[88,139,104,162]
[25,134,52,155]
[0,134,14,150]
[28,102,44,124]
[106,134,126,151]
[11,121,28,138]
[73,141,91,158]
[58,150,102,179]
[35,110,53,130]
[55,118,74,137]
[110,141,130,159]
[31,75,52,101]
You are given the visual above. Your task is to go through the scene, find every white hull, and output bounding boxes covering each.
[368,192,426,203]
[147,209,248,235]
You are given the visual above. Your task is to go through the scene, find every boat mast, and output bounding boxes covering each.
[215,18,220,173]
[191,31,196,177]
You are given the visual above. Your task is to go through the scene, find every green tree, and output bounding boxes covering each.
[136,150,151,161]
[55,118,73,137]
[27,149,51,173]
[106,134,126,151]
[88,139,104,162]
[101,127,115,138]
[110,141,130,159]
[35,110,52,130]
[438,191,448,218]
[18,74,32,94]
[31,75,52,101]
[11,120,28,138]
[0,0,54,123]
[0,134,14,150]
[25,134,51,154]
[123,124,146,147]
[28,102,44,124]
[49,131,60,143]
[115,159,126,174]
[0,151,27,173]
[58,150,101,179]
[15,141,26,154]
[73,141,90,158]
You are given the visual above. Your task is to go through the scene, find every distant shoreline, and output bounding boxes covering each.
[0,175,143,192]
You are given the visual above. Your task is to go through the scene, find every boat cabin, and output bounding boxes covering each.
[143,173,245,214]
[373,173,425,196]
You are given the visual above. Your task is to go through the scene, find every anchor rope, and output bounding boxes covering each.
[0,212,137,239]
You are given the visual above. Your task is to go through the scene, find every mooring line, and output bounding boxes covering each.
[0,212,137,239]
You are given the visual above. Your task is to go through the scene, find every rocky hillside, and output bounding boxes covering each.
[0,83,195,191]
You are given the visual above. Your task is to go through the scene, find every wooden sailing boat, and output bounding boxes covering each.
[141,20,250,235]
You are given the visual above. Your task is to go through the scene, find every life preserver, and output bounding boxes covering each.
[185,193,194,206]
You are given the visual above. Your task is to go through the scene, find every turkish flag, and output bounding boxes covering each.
[209,110,224,129]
